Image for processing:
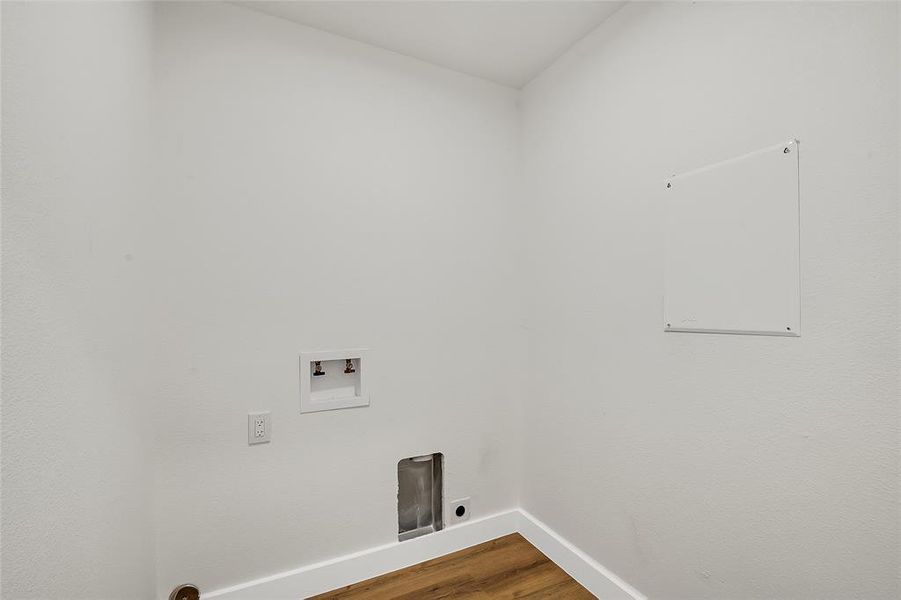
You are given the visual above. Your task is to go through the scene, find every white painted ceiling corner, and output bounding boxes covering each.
[232,1,626,88]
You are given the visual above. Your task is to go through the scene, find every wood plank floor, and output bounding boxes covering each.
[308,533,595,599]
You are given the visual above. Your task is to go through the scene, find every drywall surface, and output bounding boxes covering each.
[150,2,525,594]
[520,2,899,599]
[1,2,156,598]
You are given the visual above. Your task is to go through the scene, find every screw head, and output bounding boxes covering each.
[666,182,672,189]
[783,147,790,154]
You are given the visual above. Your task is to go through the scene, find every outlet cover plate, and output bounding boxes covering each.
[248,412,271,445]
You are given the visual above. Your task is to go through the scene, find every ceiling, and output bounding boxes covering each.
[234,1,626,88]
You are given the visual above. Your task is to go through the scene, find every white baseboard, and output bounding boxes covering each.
[204,509,520,599]
[516,510,646,600]
[203,508,644,600]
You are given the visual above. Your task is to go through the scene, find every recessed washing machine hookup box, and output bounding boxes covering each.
[299,349,369,413]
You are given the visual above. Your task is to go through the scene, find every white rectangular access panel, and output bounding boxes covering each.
[663,140,800,336]
[299,349,369,413]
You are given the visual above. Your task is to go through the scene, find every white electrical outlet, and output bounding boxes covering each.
[247,412,271,445]
[449,497,470,524]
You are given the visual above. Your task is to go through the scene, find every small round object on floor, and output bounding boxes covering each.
[169,584,200,600]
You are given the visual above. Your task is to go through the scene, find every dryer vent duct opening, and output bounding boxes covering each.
[397,453,443,541]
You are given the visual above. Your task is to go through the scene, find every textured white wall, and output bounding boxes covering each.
[1,2,156,598]
[150,2,525,595]
[520,2,899,599]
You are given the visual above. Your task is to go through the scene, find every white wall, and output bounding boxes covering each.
[150,2,525,595]
[1,2,156,598]
[520,2,899,599]
[4,2,899,599]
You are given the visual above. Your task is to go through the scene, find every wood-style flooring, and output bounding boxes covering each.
[308,533,595,599]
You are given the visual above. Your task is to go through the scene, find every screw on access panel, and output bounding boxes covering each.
[784,147,790,154]
[313,361,325,376]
